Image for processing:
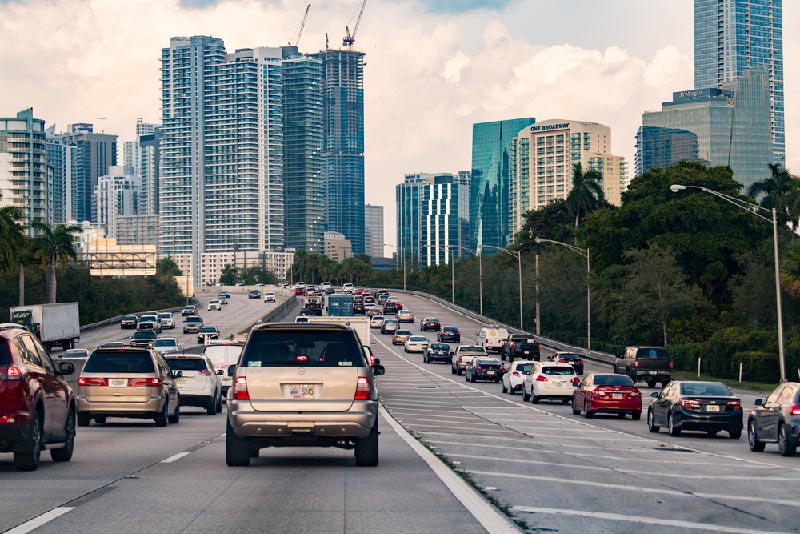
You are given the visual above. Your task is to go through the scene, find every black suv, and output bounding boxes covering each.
[748,382,800,456]
[0,323,77,471]
[501,334,540,362]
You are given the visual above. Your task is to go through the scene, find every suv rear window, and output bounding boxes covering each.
[84,351,155,373]
[594,375,634,386]
[185,317,202,323]
[0,341,10,365]
[242,329,364,368]
[166,358,207,371]
[635,348,670,360]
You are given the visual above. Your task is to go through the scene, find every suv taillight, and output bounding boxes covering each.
[354,376,371,400]
[78,377,108,387]
[233,376,249,400]
[634,361,639,368]
[789,405,800,416]
[5,366,22,380]
[536,375,548,382]
[129,377,161,387]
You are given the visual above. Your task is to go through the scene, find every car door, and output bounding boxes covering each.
[576,375,591,406]
[20,335,60,438]
[37,341,69,440]
[760,386,784,440]
[653,383,673,426]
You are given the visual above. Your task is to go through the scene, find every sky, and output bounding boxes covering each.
[1,0,797,256]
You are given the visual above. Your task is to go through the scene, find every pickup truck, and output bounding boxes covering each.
[613,346,672,388]
[450,345,487,376]
[501,334,540,362]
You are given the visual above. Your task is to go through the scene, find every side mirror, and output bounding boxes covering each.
[371,358,381,366]
[373,364,385,376]
[172,370,183,379]
[56,361,75,376]
[754,398,764,406]
[217,369,224,375]
[227,365,237,376]
[450,351,455,356]
[650,392,659,398]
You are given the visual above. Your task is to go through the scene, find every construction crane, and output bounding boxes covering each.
[291,4,311,47]
[342,0,366,49]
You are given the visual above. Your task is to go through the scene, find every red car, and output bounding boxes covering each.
[0,324,77,471]
[294,287,304,296]
[572,373,642,420]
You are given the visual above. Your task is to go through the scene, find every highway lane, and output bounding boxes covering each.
[373,292,800,533]
[0,288,494,534]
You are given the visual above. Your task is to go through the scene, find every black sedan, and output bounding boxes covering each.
[420,317,441,332]
[747,382,800,456]
[423,343,452,364]
[120,315,138,329]
[550,352,584,375]
[466,357,505,383]
[197,326,221,344]
[437,326,461,343]
[647,381,742,439]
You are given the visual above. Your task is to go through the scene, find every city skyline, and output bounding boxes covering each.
[1,0,799,254]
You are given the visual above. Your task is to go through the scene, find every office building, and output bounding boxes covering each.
[396,172,470,268]
[695,0,784,165]
[96,166,139,240]
[0,109,48,234]
[115,214,159,246]
[637,67,772,189]
[510,119,626,232]
[324,231,352,262]
[63,123,117,223]
[45,126,79,225]
[123,119,161,217]
[311,49,366,254]
[471,118,535,255]
[364,204,384,258]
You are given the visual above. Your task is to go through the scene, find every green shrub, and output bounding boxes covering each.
[732,351,780,383]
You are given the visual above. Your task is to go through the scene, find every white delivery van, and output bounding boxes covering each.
[477,326,509,354]
[202,341,245,394]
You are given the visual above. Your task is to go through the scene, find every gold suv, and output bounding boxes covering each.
[226,323,385,467]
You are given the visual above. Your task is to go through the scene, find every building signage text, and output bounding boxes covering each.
[530,123,570,132]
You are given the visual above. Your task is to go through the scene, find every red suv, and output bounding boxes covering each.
[0,324,77,471]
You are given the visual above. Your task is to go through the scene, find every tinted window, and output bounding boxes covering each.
[557,354,581,361]
[132,331,156,339]
[476,359,500,366]
[242,329,364,368]
[516,363,534,373]
[186,317,202,323]
[153,339,176,347]
[396,330,411,335]
[84,351,155,373]
[593,375,634,386]
[430,344,450,350]
[541,366,575,376]
[443,327,458,332]
[635,347,670,360]
[679,383,733,396]
[0,341,10,365]
[20,336,43,366]
[166,358,207,371]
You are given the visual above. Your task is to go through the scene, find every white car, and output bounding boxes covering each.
[208,299,222,311]
[202,341,245,394]
[370,315,385,329]
[264,291,276,302]
[501,360,535,395]
[158,311,175,329]
[165,354,223,415]
[522,362,579,404]
[137,313,162,333]
[404,335,429,353]
[153,337,182,355]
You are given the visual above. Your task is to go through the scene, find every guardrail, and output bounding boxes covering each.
[394,290,616,366]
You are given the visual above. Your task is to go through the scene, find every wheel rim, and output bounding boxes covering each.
[668,415,674,434]
[779,426,786,452]
[31,413,42,462]
[748,422,756,448]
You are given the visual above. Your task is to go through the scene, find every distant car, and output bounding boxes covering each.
[383,302,399,315]
[60,348,90,360]
[397,309,414,323]
[208,300,222,311]
[248,290,261,299]
[218,292,231,304]
[165,354,223,415]
[614,346,672,388]
[181,305,197,316]
[294,287,304,296]
[423,343,451,364]
[234,282,244,286]
[202,341,245,394]
[647,381,742,439]
[370,315,385,329]
[451,346,486,376]
[264,292,276,303]
[197,326,220,344]
[295,316,310,323]
[477,326,509,354]
[120,315,138,329]
[404,335,429,354]
[381,319,400,334]
[522,362,579,404]
[748,382,800,456]
[393,329,412,346]
[572,374,641,419]
[465,357,505,383]
[183,315,203,334]
[130,330,157,348]
[501,360,535,395]
[152,337,182,356]
[419,317,441,332]
[501,334,540,362]
[137,314,161,333]
[437,326,461,343]
[158,312,175,330]
[549,352,584,375]
[366,307,382,318]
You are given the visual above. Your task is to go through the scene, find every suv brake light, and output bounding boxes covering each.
[634,361,639,368]
[536,375,548,382]
[233,376,250,400]
[512,371,520,377]
[790,405,800,416]
[5,366,22,380]
[78,377,108,387]
[129,377,161,387]
[354,376,371,400]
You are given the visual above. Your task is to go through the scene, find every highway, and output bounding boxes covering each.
[2,289,798,534]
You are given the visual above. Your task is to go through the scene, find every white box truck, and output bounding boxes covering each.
[10,302,80,351]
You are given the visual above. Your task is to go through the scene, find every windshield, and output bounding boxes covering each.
[158,313,171,319]
[166,358,207,371]
[542,366,575,376]
[84,351,155,373]
[396,330,411,336]
[443,327,458,332]
[241,329,364,368]
[199,327,216,333]
[557,354,581,361]
[594,375,634,386]
[680,383,733,396]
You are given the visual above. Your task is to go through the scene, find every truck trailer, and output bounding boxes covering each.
[10,302,80,351]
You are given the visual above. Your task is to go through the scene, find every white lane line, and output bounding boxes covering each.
[422,429,647,443]
[5,507,74,534]
[400,418,502,427]
[426,438,713,454]
[511,507,792,534]
[472,471,800,509]
[447,453,800,481]
[161,451,191,464]
[379,405,520,534]
[388,412,479,421]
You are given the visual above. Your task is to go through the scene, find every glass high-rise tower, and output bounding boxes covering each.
[695,0,784,165]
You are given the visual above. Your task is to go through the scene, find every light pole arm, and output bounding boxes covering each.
[692,186,772,223]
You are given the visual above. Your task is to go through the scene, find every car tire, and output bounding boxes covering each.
[169,398,181,424]
[661,380,670,388]
[778,423,797,457]
[355,417,379,467]
[522,388,531,402]
[501,382,508,394]
[51,408,75,463]
[617,412,627,418]
[14,408,42,471]
[631,412,641,421]
[77,413,91,427]
[572,398,581,415]
[457,368,463,376]
[647,410,660,432]
[668,413,681,437]
[226,418,250,466]
[451,366,456,375]
[584,401,594,419]
[728,429,741,440]
[216,392,223,413]
[154,402,169,427]
[206,395,217,415]
[748,420,766,452]
[646,379,656,388]
[94,416,107,424]
[531,392,540,404]
[562,399,569,404]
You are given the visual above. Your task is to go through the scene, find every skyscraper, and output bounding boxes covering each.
[96,166,139,240]
[364,204,384,258]
[312,49,366,254]
[695,0,784,165]
[64,123,117,223]
[123,120,161,216]
[45,126,78,225]
[471,118,535,255]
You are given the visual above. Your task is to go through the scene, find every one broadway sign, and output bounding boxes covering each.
[530,122,570,132]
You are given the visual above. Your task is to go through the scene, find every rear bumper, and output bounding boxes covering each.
[633,372,671,381]
[77,397,163,416]
[0,412,32,450]
[586,398,641,413]
[427,354,451,362]
[227,401,377,440]
[180,394,214,408]
[471,371,501,381]
[438,335,460,343]
[534,385,575,398]
[676,410,743,431]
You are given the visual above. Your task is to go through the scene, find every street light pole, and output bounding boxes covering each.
[671,184,786,382]
[451,250,455,304]
[534,237,590,350]
[535,253,541,336]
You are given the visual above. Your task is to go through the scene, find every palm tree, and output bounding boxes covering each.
[747,163,800,228]
[0,206,28,305]
[565,163,605,227]
[31,222,82,303]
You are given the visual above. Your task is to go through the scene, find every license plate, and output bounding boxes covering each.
[109,378,127,388]
[523,351,530,354]
[290,384,316,399]
[705,405,720,412]
[177,377,187,383]
[612,393,623,399]
[649,371,659,375]
[487,371,495,375]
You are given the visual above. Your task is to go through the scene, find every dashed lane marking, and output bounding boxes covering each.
[161,451,191,463]
[4,508,74,534]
